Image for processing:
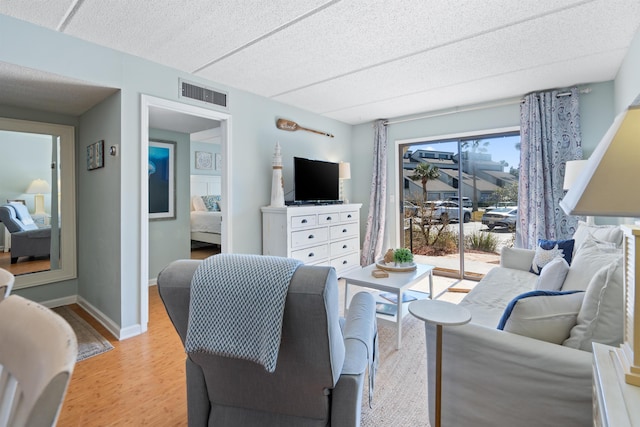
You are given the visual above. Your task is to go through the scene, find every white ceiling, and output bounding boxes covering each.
[2,0,640,124]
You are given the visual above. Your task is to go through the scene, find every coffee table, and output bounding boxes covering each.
[341,262,435,349]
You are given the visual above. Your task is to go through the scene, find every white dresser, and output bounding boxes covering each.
[261,203,362,276]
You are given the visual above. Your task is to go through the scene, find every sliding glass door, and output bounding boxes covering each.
[400,131,520,280]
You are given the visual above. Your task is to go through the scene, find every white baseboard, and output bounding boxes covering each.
[41,295,78,308]
[76,296,126,341]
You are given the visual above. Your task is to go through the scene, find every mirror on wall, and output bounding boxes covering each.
[0,117,76,288]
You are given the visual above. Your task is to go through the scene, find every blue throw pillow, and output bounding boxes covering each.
[201,195,221,212]
[530,238,575,275]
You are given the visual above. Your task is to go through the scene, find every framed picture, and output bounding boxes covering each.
[6,199,25,205]
[195,151,213,170]
[148,139,176,220]
[87,140,105,170]
[215,153,222,171]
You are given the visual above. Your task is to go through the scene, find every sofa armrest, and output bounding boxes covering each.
[13,228,51,239]
[425,321,593,427]
[500,247,535,271]
[332,291,377,427]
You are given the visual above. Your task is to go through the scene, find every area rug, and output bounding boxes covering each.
[360,315,430,427]
[53,306,114,362]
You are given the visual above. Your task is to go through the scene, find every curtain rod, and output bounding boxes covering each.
[384,87,591,126]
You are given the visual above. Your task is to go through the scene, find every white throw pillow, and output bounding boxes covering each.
[192,196,207,212]
[572,221,623,254]
[535,257,570,291]
[561,236,622,291]
[563,256,624,352]
[497,290,584,344]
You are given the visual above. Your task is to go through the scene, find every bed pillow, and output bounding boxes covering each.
[562,237,622,291]
[530,238,575,275]
[534,256,570,291]
[201,195,221,212]
[497,290,584,344]
[192,196,207,212]
[563,256,624,352]
[572,221,623,254]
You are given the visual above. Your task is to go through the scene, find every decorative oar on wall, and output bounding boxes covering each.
[276,118,334,138]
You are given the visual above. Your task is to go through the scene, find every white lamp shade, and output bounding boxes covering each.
[563,160,588,190]
[560,106,640,217]
[339,162,351,180]
[26,179,51,194]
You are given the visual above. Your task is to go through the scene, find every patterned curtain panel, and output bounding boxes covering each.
[361,120,388,266]
[516,87,583,249]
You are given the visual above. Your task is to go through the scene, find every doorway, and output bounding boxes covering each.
[140,95,231,333]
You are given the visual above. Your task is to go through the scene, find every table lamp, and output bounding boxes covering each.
[25,179,50,215]
[560,104,640,386]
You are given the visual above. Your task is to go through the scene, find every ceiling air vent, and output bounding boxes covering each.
[179,80,228,109]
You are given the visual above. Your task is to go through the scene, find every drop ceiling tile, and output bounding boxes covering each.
[60,0,333,72]
[0,1,75,29]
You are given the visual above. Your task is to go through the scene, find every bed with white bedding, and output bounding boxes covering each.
[190,175,222,245]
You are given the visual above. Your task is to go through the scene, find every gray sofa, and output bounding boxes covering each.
[158,258,377,427]
[0,203,51,264]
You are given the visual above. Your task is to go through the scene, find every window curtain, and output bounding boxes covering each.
[516,87,583,249]
[361,120,387,266]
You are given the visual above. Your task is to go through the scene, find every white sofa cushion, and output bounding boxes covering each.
[563,256,624,351]
[562,237,622,291]
[459,267,538,327]
[497,290,585,344]
[572,221,623,254]
[535,257,570,291]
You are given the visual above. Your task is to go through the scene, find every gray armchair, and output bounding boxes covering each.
[0,203,51,264]
[158,258,377,427]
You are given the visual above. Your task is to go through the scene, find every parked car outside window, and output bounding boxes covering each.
[426,201,472,223]
[481,207,518,230]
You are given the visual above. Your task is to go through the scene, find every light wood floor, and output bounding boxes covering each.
[58,246,220,426]
[57,286,188,426]
[0,251,50,275]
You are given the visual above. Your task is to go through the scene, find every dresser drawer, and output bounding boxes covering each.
[291,227,328,248]
[318,212,340,225]
[331,251,360,274]
[330,222,359,240]
[340,210,358,222]
[330,237,359,257]
[291,214,317,229]
[291,244,329,264]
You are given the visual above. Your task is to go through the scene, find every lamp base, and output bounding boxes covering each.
[34,194,46,215]
[615,344,640,386]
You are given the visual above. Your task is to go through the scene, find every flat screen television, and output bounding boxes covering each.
[292,157,340,204]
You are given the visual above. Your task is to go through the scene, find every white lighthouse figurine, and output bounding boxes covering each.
[270,142,285,207]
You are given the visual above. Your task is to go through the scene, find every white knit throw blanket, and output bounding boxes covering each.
[185,254,302,373]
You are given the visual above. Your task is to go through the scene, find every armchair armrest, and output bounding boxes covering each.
[332,291,377,427]
[500,247,535,271]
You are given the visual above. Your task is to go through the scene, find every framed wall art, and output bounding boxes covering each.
[148,139,176,220]
[195,151,213,170]
[87,140,105,170]
[215,153,222,171]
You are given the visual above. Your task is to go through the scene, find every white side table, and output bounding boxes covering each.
[409,299,471,427]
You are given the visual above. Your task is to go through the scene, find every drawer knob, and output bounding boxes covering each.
[342,260,347,265]
[301,219,307,224]
[308,253,314,258]
[327,216,332,221]
[342,244,348,249]
[342,229,347,233]
[347,214,352,218]
[308,234,314,239]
